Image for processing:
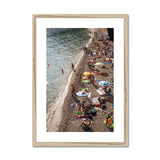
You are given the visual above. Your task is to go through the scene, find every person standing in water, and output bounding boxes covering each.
[61,69,64,74]
[71,63,75,72]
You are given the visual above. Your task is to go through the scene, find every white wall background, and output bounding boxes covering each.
[0,0,160,160]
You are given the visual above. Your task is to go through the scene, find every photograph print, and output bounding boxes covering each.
[46,28,114,132]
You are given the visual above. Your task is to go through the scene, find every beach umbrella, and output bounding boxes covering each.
[76,91,89,97]
[95,62,104,66]
[98,80,110,86]
[83,72,90,76]
[82,80,90,83]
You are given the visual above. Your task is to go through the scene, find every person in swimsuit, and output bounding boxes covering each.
[71,84,76,97]
[71,63,75,71]
[61,69,64,74]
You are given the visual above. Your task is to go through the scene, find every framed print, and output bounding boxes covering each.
[32,14,129,146]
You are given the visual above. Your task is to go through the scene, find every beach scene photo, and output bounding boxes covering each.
[46,28,114,132]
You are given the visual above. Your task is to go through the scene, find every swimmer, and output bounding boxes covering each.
[61,69,64,74]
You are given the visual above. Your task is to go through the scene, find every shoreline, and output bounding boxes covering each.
[47,29,94,132]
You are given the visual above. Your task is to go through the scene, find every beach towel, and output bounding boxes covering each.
[73,117,86,121]
[76,111,83,115]
[94,107,102,111]
[98,73,108,77]
[76,91,89,97]
[106,98,110,101]
[107,62,112,64]
[92,97,99,104]
[96,88,106,95]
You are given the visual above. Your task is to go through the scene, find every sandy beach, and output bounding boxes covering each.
[47,28,114,132]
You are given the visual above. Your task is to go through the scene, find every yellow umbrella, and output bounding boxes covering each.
[83,72,90,76]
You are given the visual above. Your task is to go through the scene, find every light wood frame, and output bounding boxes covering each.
[32,14,129,147]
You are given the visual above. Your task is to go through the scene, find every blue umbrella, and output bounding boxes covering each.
[96,80,102,83]
[76,91,89,97]
[98,81,110,86]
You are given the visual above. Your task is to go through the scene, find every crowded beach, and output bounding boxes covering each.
[48,28,114,132]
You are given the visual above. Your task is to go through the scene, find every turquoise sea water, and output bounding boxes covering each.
[46,28,89,112]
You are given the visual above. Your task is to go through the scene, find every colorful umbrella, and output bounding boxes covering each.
[82,80,90,83]
[83,72,91,76]
[98,81,110,86]
[76,91,89,97]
